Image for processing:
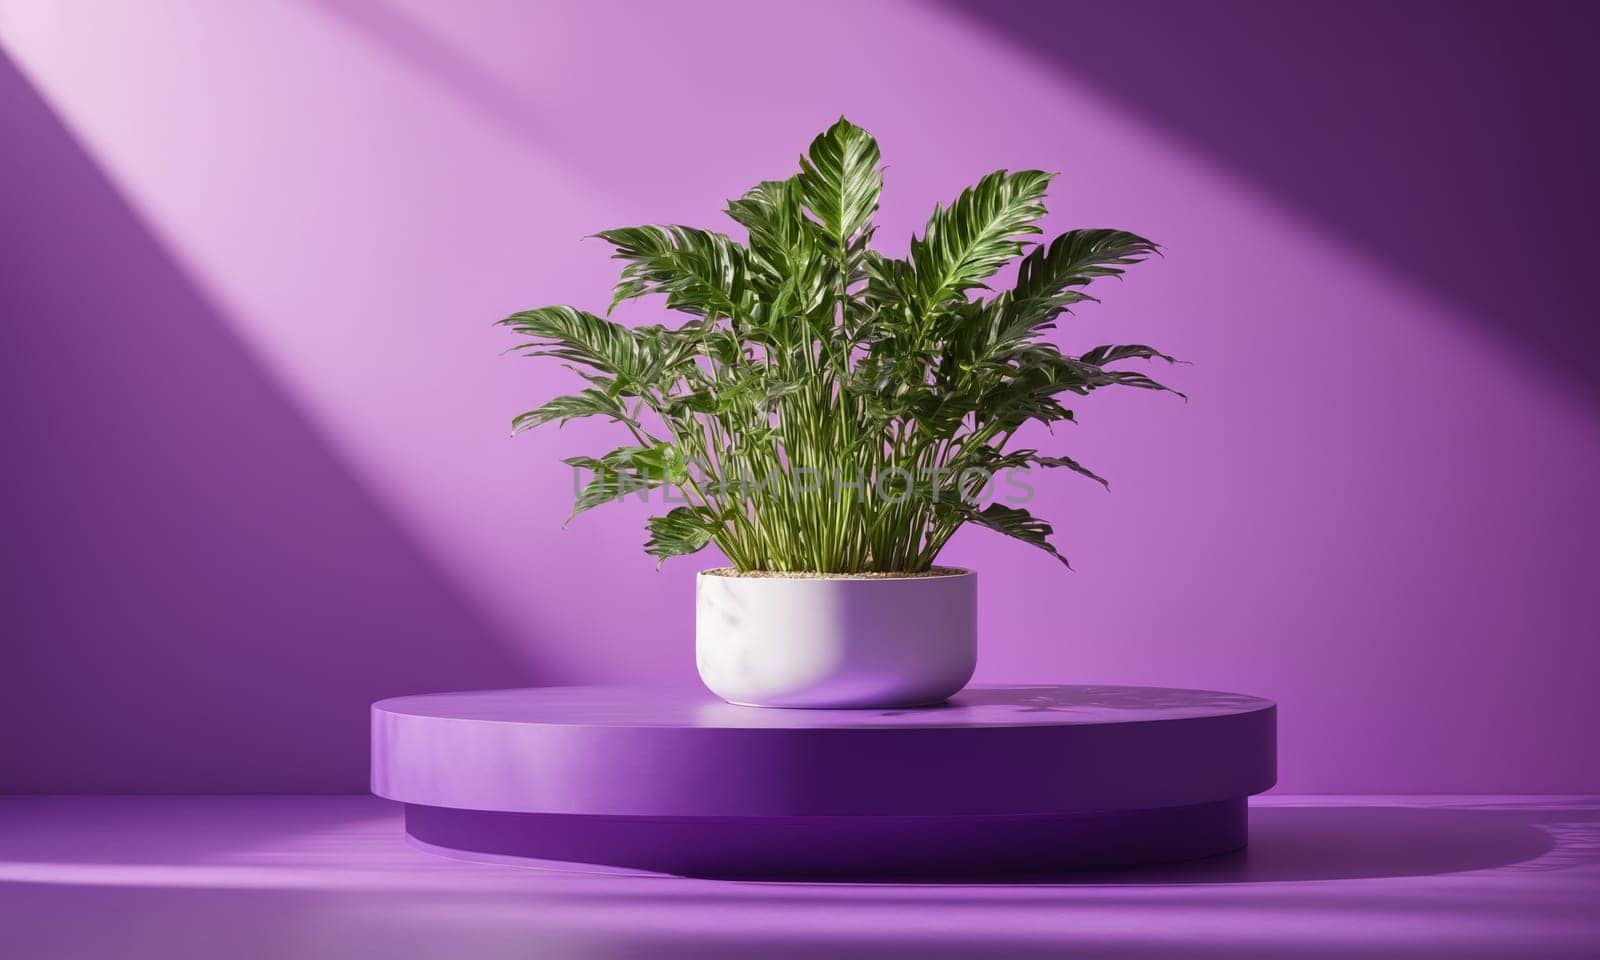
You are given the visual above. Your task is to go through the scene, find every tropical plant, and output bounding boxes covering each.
[501,118,1177,573]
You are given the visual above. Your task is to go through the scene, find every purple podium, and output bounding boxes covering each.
[372,685,1276,879]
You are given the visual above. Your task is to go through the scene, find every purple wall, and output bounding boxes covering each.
[3,0,1597,794]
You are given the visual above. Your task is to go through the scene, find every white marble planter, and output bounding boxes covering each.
[695,568,977,709]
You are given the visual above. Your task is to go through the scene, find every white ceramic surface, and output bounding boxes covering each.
[695,569,977,708]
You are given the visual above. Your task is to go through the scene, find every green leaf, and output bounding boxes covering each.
[661,387,717,419]
[1009,345,1186,400]
[501,305,696,391]
[999,229,1159,339]
[644,507,717,566]
[501,305,625,367]
[910,169,1053,312]
[1079,343,1177,366]
[511,389,628,433]
[1026,452,1109,489]
[726,178,830,317]
[797,117,882,253]
[959,503,1072,568]
[727,178,811,268]
[592,225,754,320]
[1100,369,1186,398]
[563,444,676,520]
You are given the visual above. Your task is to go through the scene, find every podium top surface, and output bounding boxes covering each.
[373,684,1274,730]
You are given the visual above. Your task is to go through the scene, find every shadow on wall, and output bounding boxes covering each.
[0,54,543,793]
[938,0,1600,406]
[302,0,545,156]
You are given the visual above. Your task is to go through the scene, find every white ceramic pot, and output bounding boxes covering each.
[695,568,977,709]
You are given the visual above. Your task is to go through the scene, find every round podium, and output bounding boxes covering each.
[372,685,1275,879]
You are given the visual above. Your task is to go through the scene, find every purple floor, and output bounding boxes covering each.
[2,796,1597,959]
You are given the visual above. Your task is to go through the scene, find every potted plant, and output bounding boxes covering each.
[502,118,1176,709]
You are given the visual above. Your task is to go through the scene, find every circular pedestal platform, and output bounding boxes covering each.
[372,685,1275,879]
